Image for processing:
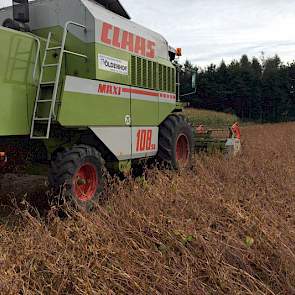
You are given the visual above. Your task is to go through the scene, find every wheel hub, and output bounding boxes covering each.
[176,134,189,167]
[73,163,98,202]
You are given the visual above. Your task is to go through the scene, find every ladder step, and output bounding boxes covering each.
[40,81,55,86]
[34,118,50,121]
[47,46,61,51]
[43,63,59,68]
[37,99,53,103]
[31,136,49,139]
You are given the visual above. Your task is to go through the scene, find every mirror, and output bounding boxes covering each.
[192,71,197,89]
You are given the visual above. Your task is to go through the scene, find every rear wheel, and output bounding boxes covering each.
[49,144,105,211]
[158,114,193,169]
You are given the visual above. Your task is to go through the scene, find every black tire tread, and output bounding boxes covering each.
[158,114,193,169]
[49,145,105,210]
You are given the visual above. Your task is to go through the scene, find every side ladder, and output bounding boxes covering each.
[30,21,87,139]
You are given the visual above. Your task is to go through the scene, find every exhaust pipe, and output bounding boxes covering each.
[2,0,30,32]
[13,0,30,23]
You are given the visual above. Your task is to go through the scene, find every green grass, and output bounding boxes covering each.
[183,108,239,127]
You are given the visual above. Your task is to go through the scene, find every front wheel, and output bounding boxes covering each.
[49,144,105,211]
[158,114,193,169]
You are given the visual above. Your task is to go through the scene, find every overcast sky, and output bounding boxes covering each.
[1,0,295,67]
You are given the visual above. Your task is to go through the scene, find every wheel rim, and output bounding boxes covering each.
[73,163,98,202]
[176,134,190,167]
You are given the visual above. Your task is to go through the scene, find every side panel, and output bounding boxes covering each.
[130,90,177,126]
[58,76,177,126]
[58,76,176,127]
[96,43,131,85]
[90,127,131,161]
[58,76,130,126]
[90,126,159,160]
[0,27,38,136]
[89,1,169,60]
[130,88,158,126]
[159,93,177,124]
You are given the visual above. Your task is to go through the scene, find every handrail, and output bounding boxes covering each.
[64,50,87,60]
[30,35,41,80]
[63,21,88,60]
[65,21,87,31]
[51,21,88,118]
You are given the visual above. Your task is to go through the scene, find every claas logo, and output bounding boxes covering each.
[101,22,156,59]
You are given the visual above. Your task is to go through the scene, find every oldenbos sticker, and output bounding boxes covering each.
[98,54,128,75]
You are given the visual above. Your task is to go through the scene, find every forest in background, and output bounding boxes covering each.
[180,54,295,122]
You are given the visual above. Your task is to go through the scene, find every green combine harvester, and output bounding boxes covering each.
[0,0,240,209]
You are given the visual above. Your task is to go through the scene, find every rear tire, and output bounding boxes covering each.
[49,144,105,211]
[158,114,193,169]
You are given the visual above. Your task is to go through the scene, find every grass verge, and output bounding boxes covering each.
[184,108,239,127]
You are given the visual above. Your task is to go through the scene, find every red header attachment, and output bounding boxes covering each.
[196,125,206,134]
[231,122,241,139]
[176,48,182,57]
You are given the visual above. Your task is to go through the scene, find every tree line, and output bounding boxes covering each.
[179,54,295,122]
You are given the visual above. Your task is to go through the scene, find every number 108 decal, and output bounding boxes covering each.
[136,129,156,152]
